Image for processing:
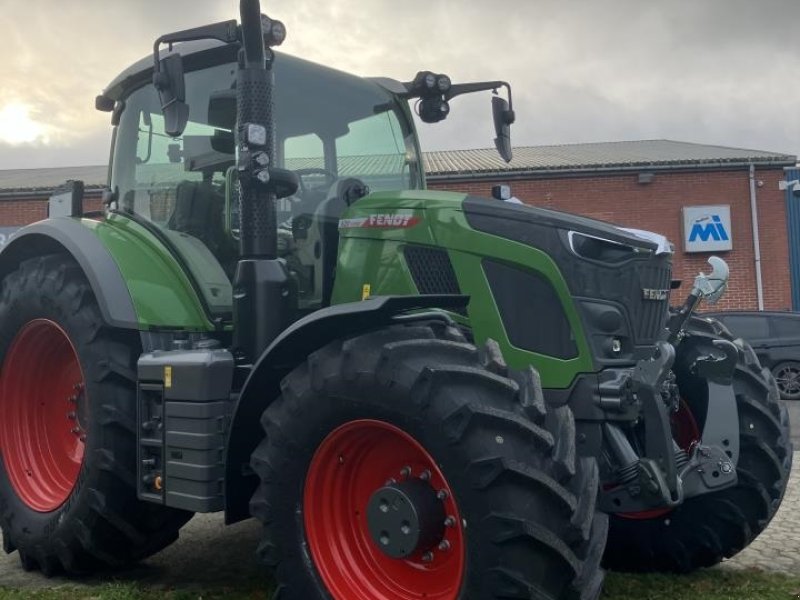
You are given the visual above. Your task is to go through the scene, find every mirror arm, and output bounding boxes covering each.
[151,20,240,74]
[152,20,240,87]
[445,80,512,108]
[397,79,513,108]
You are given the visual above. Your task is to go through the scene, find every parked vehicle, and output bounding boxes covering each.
[704,310,800,400]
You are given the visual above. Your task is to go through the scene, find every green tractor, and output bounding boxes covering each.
[0,2,792,598]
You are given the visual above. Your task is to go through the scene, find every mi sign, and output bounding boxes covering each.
[682,205,732,253]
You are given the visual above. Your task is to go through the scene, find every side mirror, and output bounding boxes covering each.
[153,53,189,137]
[492,96,514,163]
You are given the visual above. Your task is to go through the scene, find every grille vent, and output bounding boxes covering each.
[403,245,461,296]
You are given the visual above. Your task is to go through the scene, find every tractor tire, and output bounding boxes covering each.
[0,254,192,575]
[250,322,608,600]
[602,314,793,573]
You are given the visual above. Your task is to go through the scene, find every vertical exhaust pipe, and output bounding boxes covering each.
[233,0,295,363]
[237,0,277,259]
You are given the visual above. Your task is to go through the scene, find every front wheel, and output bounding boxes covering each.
[602,317,793,573]
[250,323,608,600]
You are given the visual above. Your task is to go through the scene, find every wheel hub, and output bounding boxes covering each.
[0,319,87,512]
[367,479,446,559]
[303,419,465,600]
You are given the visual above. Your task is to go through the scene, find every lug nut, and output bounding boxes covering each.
[436,489,449,501]
[400,466,412,478]
[444,516,456,528]
[421,551,434,562]
[419,469,431,481]
[385,478,397,486]
[66,412,77,420]
[438,540,451,551]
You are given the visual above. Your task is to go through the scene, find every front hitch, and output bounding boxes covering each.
[599,257,739,514]
[668,256,729,343]
[599,341,685,512]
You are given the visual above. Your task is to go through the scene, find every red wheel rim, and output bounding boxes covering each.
[671,398,701,454]
[617,399,702,520]
[304,420,465,600]
[0,319,87,512]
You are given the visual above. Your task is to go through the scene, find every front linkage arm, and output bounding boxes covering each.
[599,256,738,513]
[599,341,686,513]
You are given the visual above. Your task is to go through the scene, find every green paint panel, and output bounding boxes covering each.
[82,215,214,331]
[332,192,594,388]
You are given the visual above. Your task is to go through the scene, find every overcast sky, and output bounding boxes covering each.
[0,0,798,170]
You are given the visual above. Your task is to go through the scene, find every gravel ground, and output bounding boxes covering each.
[720,400,800,574]
[1,401,798,591]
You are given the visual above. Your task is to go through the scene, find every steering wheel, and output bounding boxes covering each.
[294,168,338,197]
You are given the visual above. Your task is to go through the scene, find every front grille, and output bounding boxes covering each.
[403,245,461,295]
[631,263,672,343]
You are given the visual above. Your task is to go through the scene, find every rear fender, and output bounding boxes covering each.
[223,294,468,524]
[0,218,139,328]
[0,217,217,332]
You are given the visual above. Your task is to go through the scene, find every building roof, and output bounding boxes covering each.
[424,140,797,179]
[0,165,108,194]
[0,140,795,194]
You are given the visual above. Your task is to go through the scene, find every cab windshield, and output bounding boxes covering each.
[110,54,422,314]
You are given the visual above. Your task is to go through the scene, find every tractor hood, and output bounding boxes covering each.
[338,191,671,259]
[462,196,663,253]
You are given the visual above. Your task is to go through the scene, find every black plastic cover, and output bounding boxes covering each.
[464,196,671,364]
[483,259,577,359]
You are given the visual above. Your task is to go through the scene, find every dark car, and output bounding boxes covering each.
[703,310,800,401]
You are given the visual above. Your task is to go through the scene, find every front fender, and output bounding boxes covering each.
[223,294,467,524]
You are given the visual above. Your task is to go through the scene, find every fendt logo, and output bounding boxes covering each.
[688,214,729,243]
[339,213,421,230]
[682,205,732,253]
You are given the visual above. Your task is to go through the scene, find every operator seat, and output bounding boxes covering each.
[168,178,237,272]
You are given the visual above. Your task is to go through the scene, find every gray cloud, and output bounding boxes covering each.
[0,0,797,170]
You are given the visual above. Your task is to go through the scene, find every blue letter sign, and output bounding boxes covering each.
[683,206,733,253]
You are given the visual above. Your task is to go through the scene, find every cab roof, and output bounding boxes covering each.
[101,38,402,103]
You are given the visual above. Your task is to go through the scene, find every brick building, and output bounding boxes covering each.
[0,140,796,311]
[426,141,797,311]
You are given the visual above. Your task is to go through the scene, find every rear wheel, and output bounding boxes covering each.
[0,254,192,575]
[250,323,608,599]
[602,316,793,572]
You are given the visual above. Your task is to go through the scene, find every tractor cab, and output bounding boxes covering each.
[100,37,514,320]
[105,41,423,313]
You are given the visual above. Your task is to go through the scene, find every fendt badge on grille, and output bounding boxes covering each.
[642,288,669,301]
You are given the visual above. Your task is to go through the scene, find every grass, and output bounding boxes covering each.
[1,569,799,600]
[604,569,800,599]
